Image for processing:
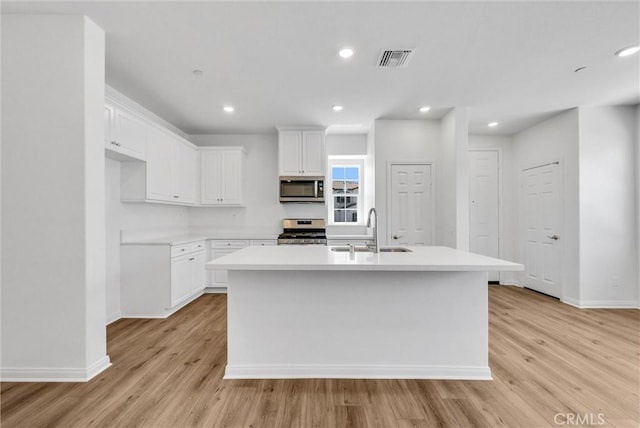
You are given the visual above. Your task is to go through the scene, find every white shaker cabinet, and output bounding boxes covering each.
[277,128,326,176]
[172,139,198,204]
[145,125,174,201]
[121,240,206,318]
[200,147,246,206]
[104,102,146,161]
[171,249,206,306]
[121,125,198,205]
[206,240,249,292]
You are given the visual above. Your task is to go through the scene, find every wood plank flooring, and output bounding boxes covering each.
[1,286,638,427]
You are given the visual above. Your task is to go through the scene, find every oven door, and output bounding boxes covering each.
[279,177,324,202]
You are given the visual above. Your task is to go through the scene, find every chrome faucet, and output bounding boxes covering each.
[366,207,379,253]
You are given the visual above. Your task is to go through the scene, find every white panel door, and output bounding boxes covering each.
[201,150,222,204]
[279,131,302,175]
[469,150,500,281]
[191,252,206,294]
[521,163,562,298]
[104,104,115,149]
[172,140,197,204]
[146,126,174,202]
[114,107,147,160]
[170,255,192,307]
[389,164,433,246]
[220,149,243,204]
[301,131,324,176]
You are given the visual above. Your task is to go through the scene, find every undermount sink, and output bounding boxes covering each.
[331,246,412,253]
[380,247,412,253]
[331,246,371,252]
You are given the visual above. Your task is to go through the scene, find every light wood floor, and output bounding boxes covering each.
[2,286,638,428]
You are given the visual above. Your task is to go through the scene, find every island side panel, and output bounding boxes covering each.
[225,269,490,379]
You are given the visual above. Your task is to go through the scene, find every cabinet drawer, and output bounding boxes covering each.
[171,241,206,257]
[250,239,277,246]
[210,240,249,249]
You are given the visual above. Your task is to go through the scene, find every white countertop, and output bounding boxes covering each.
[121,233,278,245]
[207,245,524,272]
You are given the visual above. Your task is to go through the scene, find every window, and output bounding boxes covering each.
[328,157,364,225]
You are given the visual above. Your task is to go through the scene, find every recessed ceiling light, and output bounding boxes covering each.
[339,48,354,59]
[615,45,640,57]
[419,106,431,113]
[223,106,234,113]
[488,122,499,127]
[332,105,343,112]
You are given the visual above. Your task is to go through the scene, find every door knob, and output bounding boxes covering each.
[392,235,401,240]
[547,235,559,240]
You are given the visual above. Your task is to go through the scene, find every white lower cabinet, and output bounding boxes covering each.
[170,251,206,307]
[121,240,206,318]
[206,240,249,292]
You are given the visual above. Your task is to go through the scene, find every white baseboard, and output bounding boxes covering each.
[224,364,492,380]
[121,290,204,319]
[499,280,522,287]
[1,355,112,382]
[106,312,121,325]
[562,297,639,309]
[204,287,227,294]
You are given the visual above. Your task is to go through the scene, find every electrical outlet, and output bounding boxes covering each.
[611,276,619,288]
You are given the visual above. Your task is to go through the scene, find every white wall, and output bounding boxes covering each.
[105,158,190,323]
[468,134,518,284]
[326,134,367,156]
[373,119,441,246]
[578,106,639,306]
[1,15,109,380]
[512,109,581,302]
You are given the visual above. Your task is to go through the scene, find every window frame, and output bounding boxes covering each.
[327,156,365,226]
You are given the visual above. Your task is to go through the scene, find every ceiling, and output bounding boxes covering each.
[3,1,639,136]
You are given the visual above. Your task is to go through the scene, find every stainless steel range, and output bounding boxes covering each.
[277,219,327,245]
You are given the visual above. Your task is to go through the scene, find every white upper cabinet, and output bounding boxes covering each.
[200,147,246,206]
[301,131,325,176]
[145,125,174,202]
[278,128,326,176]
[104,102,146,161]
[278,131,302,175]
[121,124,198,205]
[172,139,198,204]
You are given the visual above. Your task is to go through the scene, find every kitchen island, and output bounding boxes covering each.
[208,245,523,380]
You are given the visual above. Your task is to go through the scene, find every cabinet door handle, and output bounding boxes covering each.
[189,257,195,261]
[173,195,179,199]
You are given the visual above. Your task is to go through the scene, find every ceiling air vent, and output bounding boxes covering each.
[377,49,415,68]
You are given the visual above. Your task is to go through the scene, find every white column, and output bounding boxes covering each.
[1,15,110,381]
[438,108,470,250]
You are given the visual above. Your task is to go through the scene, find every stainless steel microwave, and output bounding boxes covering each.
[279,176,325,203]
